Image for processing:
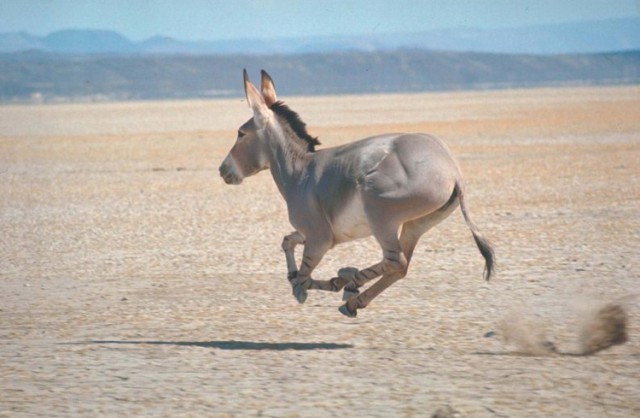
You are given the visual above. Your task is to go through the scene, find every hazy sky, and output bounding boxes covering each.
[2,0,639,41]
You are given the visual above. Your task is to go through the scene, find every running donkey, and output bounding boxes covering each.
[219,70,494,317]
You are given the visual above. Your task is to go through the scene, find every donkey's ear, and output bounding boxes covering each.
[243,69,270,125]
[243,68,256,106]
[260,70,277,107]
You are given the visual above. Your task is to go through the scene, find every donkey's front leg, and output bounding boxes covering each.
[289,239,331,304]
[281,231,305,283]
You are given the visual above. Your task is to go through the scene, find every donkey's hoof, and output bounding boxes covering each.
[342,287,360,301]
[293,283,308,304]
[339,303,357,318]
[338,267,358,280]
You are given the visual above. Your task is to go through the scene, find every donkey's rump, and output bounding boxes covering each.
[359,134,460,218]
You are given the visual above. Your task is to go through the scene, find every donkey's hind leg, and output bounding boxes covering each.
[339,251,407,318]
[304,262,384,299]
[338,204,459,317]
[338,262,384,300]
[339,221,407,317]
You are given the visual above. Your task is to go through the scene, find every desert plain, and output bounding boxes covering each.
[1,85,639,416]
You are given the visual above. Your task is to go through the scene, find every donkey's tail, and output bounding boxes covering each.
[454,180,495,281]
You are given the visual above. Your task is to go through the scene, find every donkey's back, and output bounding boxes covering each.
[307,133,461,243]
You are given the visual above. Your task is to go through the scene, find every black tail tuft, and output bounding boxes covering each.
[473,233,495,281]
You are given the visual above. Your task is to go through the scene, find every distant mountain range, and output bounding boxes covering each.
[1,18,639,55]
[2,49,638,103]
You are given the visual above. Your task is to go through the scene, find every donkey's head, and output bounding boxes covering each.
[219,69,278,185]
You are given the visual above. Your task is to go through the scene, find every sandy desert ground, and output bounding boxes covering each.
[1,85,639,416]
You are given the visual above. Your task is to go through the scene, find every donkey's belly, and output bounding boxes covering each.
[331,194,372,244]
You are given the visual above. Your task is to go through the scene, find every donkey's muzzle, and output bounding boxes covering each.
[219,161,242,185]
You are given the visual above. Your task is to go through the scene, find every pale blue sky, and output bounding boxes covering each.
[1,0,638,41]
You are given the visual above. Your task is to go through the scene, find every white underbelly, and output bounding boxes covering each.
[332,194,372,244]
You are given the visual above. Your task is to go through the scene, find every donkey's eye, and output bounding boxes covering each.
[238,130,246,138]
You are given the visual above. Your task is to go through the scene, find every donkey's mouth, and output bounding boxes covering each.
[222,175,243,185]
[219,165,243,185]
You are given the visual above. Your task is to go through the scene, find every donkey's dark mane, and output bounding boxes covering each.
[270,101,321,152]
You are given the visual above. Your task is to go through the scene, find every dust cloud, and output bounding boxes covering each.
[491,296,635,356]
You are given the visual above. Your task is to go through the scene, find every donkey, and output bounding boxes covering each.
[219,69,494,317]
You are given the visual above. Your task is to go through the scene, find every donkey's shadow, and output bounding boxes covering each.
[84,340,353,351]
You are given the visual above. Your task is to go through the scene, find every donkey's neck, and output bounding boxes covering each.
[265,122,312,198]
